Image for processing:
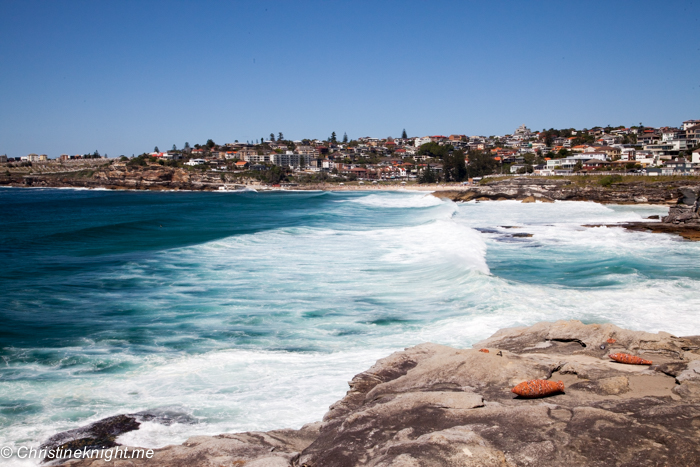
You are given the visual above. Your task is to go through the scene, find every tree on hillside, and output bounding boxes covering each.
[184,142,190,149]
[154,146,159,153]
[467,150,498,177]
[206,139,215,149]
[278,132,284,141]
[343,132,348,143]
[417,142,452,159]
[418,164,438,183]
[172,144,177,151]
[270,133,275,141]
[330,132,337,143]
[443,149,467,182]
[402,129,407,139]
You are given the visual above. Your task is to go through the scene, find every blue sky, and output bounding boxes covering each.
[1,0,698,157]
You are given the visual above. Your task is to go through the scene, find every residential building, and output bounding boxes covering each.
[585,146,619,159]
[583,159,610,170]
[296,145,320,158]
[599,135,622,145]
[682,120,700,131]
[685,125,700,145]
[692,150,700,164]
[414,136,431,147]
[245,153,272,163]
[530,142,546,152]
[237,148,258,160]
[644,140,690,157]
[271,152,301,168]
[637,133,661,145]
[635,151,659,167]
[620,148,636,161]
[513,124,532,137]
[661,129,681,142]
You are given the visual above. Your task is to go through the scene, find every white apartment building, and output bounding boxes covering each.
[271,152,301,168]
[414,136,432,147]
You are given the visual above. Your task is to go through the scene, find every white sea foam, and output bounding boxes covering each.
[346,192,445,208]
[3,192,700,465]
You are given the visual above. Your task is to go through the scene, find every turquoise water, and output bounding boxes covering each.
[1,187,698,463]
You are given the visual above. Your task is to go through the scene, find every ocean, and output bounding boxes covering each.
[1,187,699,465]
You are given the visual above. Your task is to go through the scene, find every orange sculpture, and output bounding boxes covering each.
[479,349,489,353]
[511,380,565,398]
[609,353,652,365]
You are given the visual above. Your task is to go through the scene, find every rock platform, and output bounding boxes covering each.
[56,321,700,466]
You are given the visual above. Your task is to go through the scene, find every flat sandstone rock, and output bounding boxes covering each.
[60,321,700,466]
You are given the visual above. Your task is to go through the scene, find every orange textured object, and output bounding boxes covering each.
[609,353,652,365]
[479,349,489,353]
[606,338,616,344]
[511,380,565,398]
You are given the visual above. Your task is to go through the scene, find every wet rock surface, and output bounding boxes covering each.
[56,321,700,466]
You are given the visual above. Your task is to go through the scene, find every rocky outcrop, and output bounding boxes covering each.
[615,186,700,240]
[56,321,700,466]
[662,187,700,225]
[9,164,228,191]
[433,178,698,205]
[60,422,321,467]
[437,178,700,241]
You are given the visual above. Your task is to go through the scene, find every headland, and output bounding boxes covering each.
[46,320,700,466]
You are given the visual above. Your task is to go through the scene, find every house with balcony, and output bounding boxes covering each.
[644,140,689,157]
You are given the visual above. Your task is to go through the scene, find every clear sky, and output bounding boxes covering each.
[1,0,699,157]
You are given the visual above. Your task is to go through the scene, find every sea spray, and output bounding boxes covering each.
[0,188,698,462]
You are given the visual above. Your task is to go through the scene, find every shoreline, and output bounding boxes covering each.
[47,320,700,466]
[7,183,700,242]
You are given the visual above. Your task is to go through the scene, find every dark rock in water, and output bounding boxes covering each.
[40,408,197,463]
[512,232,534,238]
[474,227,500,234]
[621,221,700,241]
[41,414,140,454]
[646,215,660,219]
[131,408,197,426]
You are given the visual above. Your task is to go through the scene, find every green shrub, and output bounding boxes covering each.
[599,174,622,187]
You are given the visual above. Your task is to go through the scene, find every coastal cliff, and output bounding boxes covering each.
[3,165,700,203]
[0,163,228,191]
[54,321,700,466]
[431,178,693,205]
